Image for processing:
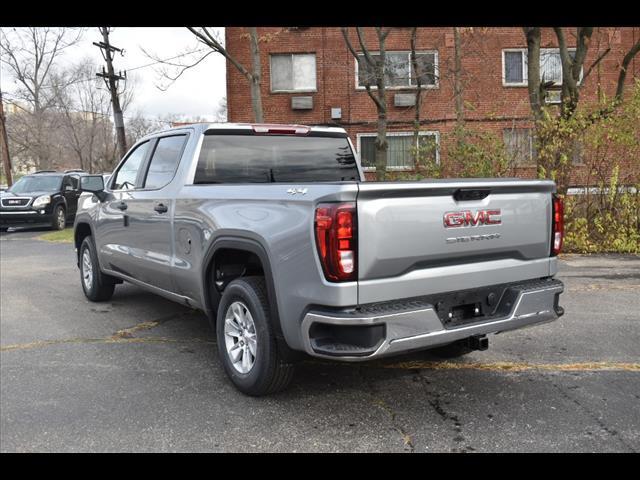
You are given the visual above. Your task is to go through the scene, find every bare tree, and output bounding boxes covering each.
[342,27,393,181]
[52,60,110,173]
[143,27,265,122]
[0,27,83,169]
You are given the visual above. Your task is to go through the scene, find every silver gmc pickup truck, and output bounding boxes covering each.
[74,123,565,396]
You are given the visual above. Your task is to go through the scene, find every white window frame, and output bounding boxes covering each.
[502,48,583,88]
[269,53,317,93]
[502,48,528,87]
[356,131,440,172]
[355,50,439,91]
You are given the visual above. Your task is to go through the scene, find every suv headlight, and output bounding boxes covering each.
[32,195,51,208]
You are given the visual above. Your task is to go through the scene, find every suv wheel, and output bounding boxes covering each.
[80,236,116,301]
[216,276,295,396]
[52,205,66,230]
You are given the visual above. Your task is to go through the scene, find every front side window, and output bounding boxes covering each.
[63,175,78,190]
[112,141,150,190]
[357,51,437,88]
[194,133,359,183]
[143,135,187,189]
[359,133,439,170]
[270,53,317,92]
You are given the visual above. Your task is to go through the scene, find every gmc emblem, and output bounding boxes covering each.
[443,209,501,228]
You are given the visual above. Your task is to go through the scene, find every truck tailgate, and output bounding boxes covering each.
[356,179,556,303]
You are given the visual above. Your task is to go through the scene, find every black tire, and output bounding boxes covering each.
[429,340,474,359]
[51,204,66,231]
[216,276,295,396]
[0,227,7,232]
[79,236,116,302]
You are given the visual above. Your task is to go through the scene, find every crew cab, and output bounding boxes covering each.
[74,123,565,396]
[1,170,86,232]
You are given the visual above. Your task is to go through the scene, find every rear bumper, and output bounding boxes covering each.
[0,210,53,227]
[301,278,564,361]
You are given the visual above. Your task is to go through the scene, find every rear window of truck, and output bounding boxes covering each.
[194,133,359,183]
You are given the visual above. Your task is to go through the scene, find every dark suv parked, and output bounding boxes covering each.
[0,170,86,231]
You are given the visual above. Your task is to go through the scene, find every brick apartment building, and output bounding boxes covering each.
[225,27,639,184]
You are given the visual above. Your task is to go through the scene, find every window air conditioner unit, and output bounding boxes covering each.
[546,90,562,104]
[394,93,416,107]
[291,96,313,110]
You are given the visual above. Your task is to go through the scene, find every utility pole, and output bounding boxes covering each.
[0,91,13,186]
[94,27,127,160]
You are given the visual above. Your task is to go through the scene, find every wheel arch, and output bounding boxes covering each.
[201,236,288,349]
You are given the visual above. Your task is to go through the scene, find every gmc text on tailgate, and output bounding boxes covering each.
[73,123,565,396]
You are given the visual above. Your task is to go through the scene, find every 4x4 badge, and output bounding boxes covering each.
[287,188,308,195]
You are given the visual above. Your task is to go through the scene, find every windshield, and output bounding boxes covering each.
[8,175,62,194]
[194,133,360,183]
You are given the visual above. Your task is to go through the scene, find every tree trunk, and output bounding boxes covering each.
[524,27,543,122]
[375,113,388,181]
[248,28,264,123]
[0,96,13,186]
[410,27,422,169]
[453,27,465,125]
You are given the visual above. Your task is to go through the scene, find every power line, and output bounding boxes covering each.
[2,93,177,124]
[0,46,210,90]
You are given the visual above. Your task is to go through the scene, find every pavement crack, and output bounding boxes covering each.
[549,375,637,453]
[359,366,415,452]
[414,370,475,453]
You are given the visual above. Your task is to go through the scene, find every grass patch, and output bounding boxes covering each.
[38,228,74,243]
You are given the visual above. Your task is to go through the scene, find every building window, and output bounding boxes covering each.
[270,53,316,92]
[357,132,439,171]
[502,48,581,87]
[356,51,438,89]
[504,128,535,166]
[503,49,527,85]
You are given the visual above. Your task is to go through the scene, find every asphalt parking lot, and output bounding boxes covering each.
[1,228,639,452]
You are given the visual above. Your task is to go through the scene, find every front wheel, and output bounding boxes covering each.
[51,205,66,230]
[79,236,115,301]
[216,276,295,396]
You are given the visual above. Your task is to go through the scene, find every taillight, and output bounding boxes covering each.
[315,202,357,282]
[551,194,564,256]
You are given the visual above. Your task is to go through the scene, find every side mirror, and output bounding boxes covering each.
[80,175,106,201]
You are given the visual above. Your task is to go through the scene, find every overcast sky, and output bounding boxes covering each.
[1,27,227,121]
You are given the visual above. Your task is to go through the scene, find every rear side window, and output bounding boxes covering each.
[143,135,187,189]
[112,141,150,190]
[194,134,359,184]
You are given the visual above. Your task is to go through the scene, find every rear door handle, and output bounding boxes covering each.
[116,201,128,211]
[154,203,168,214]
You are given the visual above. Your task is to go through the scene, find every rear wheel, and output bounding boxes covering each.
[80,236,116,301]
[216,276,295,396]
[51,205,66,230]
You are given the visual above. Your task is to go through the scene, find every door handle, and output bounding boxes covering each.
[154,203,168,214]
[116,201,128,211]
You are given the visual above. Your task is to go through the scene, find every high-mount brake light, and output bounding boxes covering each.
[251,124,310,135]
[314,203,357,282]
[551,194,564,256]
